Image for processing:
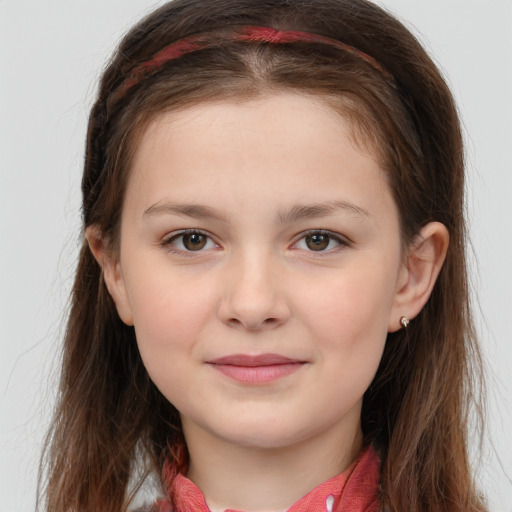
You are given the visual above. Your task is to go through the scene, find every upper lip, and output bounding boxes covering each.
[207,354,304,366]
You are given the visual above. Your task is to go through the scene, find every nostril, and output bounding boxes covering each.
[226,316,280,330]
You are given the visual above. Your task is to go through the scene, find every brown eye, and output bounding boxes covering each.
[305,233,330,251]
[294,231,348,253]
[182,232,207,250]
[166,230,216,253]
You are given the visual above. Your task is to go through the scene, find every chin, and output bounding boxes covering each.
[221,430,302,450]
[208,416,325,451]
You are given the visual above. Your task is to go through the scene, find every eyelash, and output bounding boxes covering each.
[161,229,351,255]
[162,229,219,256]
[292,230,351,254]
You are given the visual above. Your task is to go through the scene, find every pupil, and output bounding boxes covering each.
[184,233,206,250]
[307,234,329,251]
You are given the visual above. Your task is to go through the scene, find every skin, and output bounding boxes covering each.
[89,93,448,512]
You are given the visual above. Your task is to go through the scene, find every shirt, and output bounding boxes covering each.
[154,445,380,512]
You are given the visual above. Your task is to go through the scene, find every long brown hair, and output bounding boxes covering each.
[39,1,486,510]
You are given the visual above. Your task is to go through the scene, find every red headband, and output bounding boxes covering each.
[114,25,390,99]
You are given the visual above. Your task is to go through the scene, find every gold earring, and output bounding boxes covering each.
[400,316,410,329]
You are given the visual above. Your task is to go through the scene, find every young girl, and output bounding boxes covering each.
[40,0,487,510]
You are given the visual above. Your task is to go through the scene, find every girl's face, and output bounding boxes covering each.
[110,93,408,450]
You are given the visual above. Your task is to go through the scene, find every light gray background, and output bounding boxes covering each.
[1,1,511,510]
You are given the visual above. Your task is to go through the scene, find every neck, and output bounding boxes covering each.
[183,416,363,512]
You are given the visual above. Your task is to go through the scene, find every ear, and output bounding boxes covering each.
[388,222,449,332]
[85,225,134,326]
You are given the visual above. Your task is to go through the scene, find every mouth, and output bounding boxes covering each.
[206,353,306,384]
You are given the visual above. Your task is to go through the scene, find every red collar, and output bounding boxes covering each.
[155,446,380,512]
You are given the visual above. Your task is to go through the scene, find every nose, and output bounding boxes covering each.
[217,250,291,331]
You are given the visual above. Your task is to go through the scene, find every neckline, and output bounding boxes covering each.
[157,445,380,512]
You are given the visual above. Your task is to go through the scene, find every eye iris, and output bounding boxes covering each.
[306,234,329,251]
[183,233,207,250]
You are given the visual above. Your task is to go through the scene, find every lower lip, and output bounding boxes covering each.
[209,363,304,384]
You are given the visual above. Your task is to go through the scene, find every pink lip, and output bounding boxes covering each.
[207,353,306,384]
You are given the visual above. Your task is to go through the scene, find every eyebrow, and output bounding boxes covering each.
[276,200,371,224]
[143,202,229,222]
[143,200,370,223]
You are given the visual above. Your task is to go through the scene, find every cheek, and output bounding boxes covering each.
[295,259,396,365]
[126,269,222,410]
[126,268,218,360]
[306,266,394,329]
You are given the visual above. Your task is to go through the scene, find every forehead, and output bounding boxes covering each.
[124,92,392,219]
[131,92,380,169]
